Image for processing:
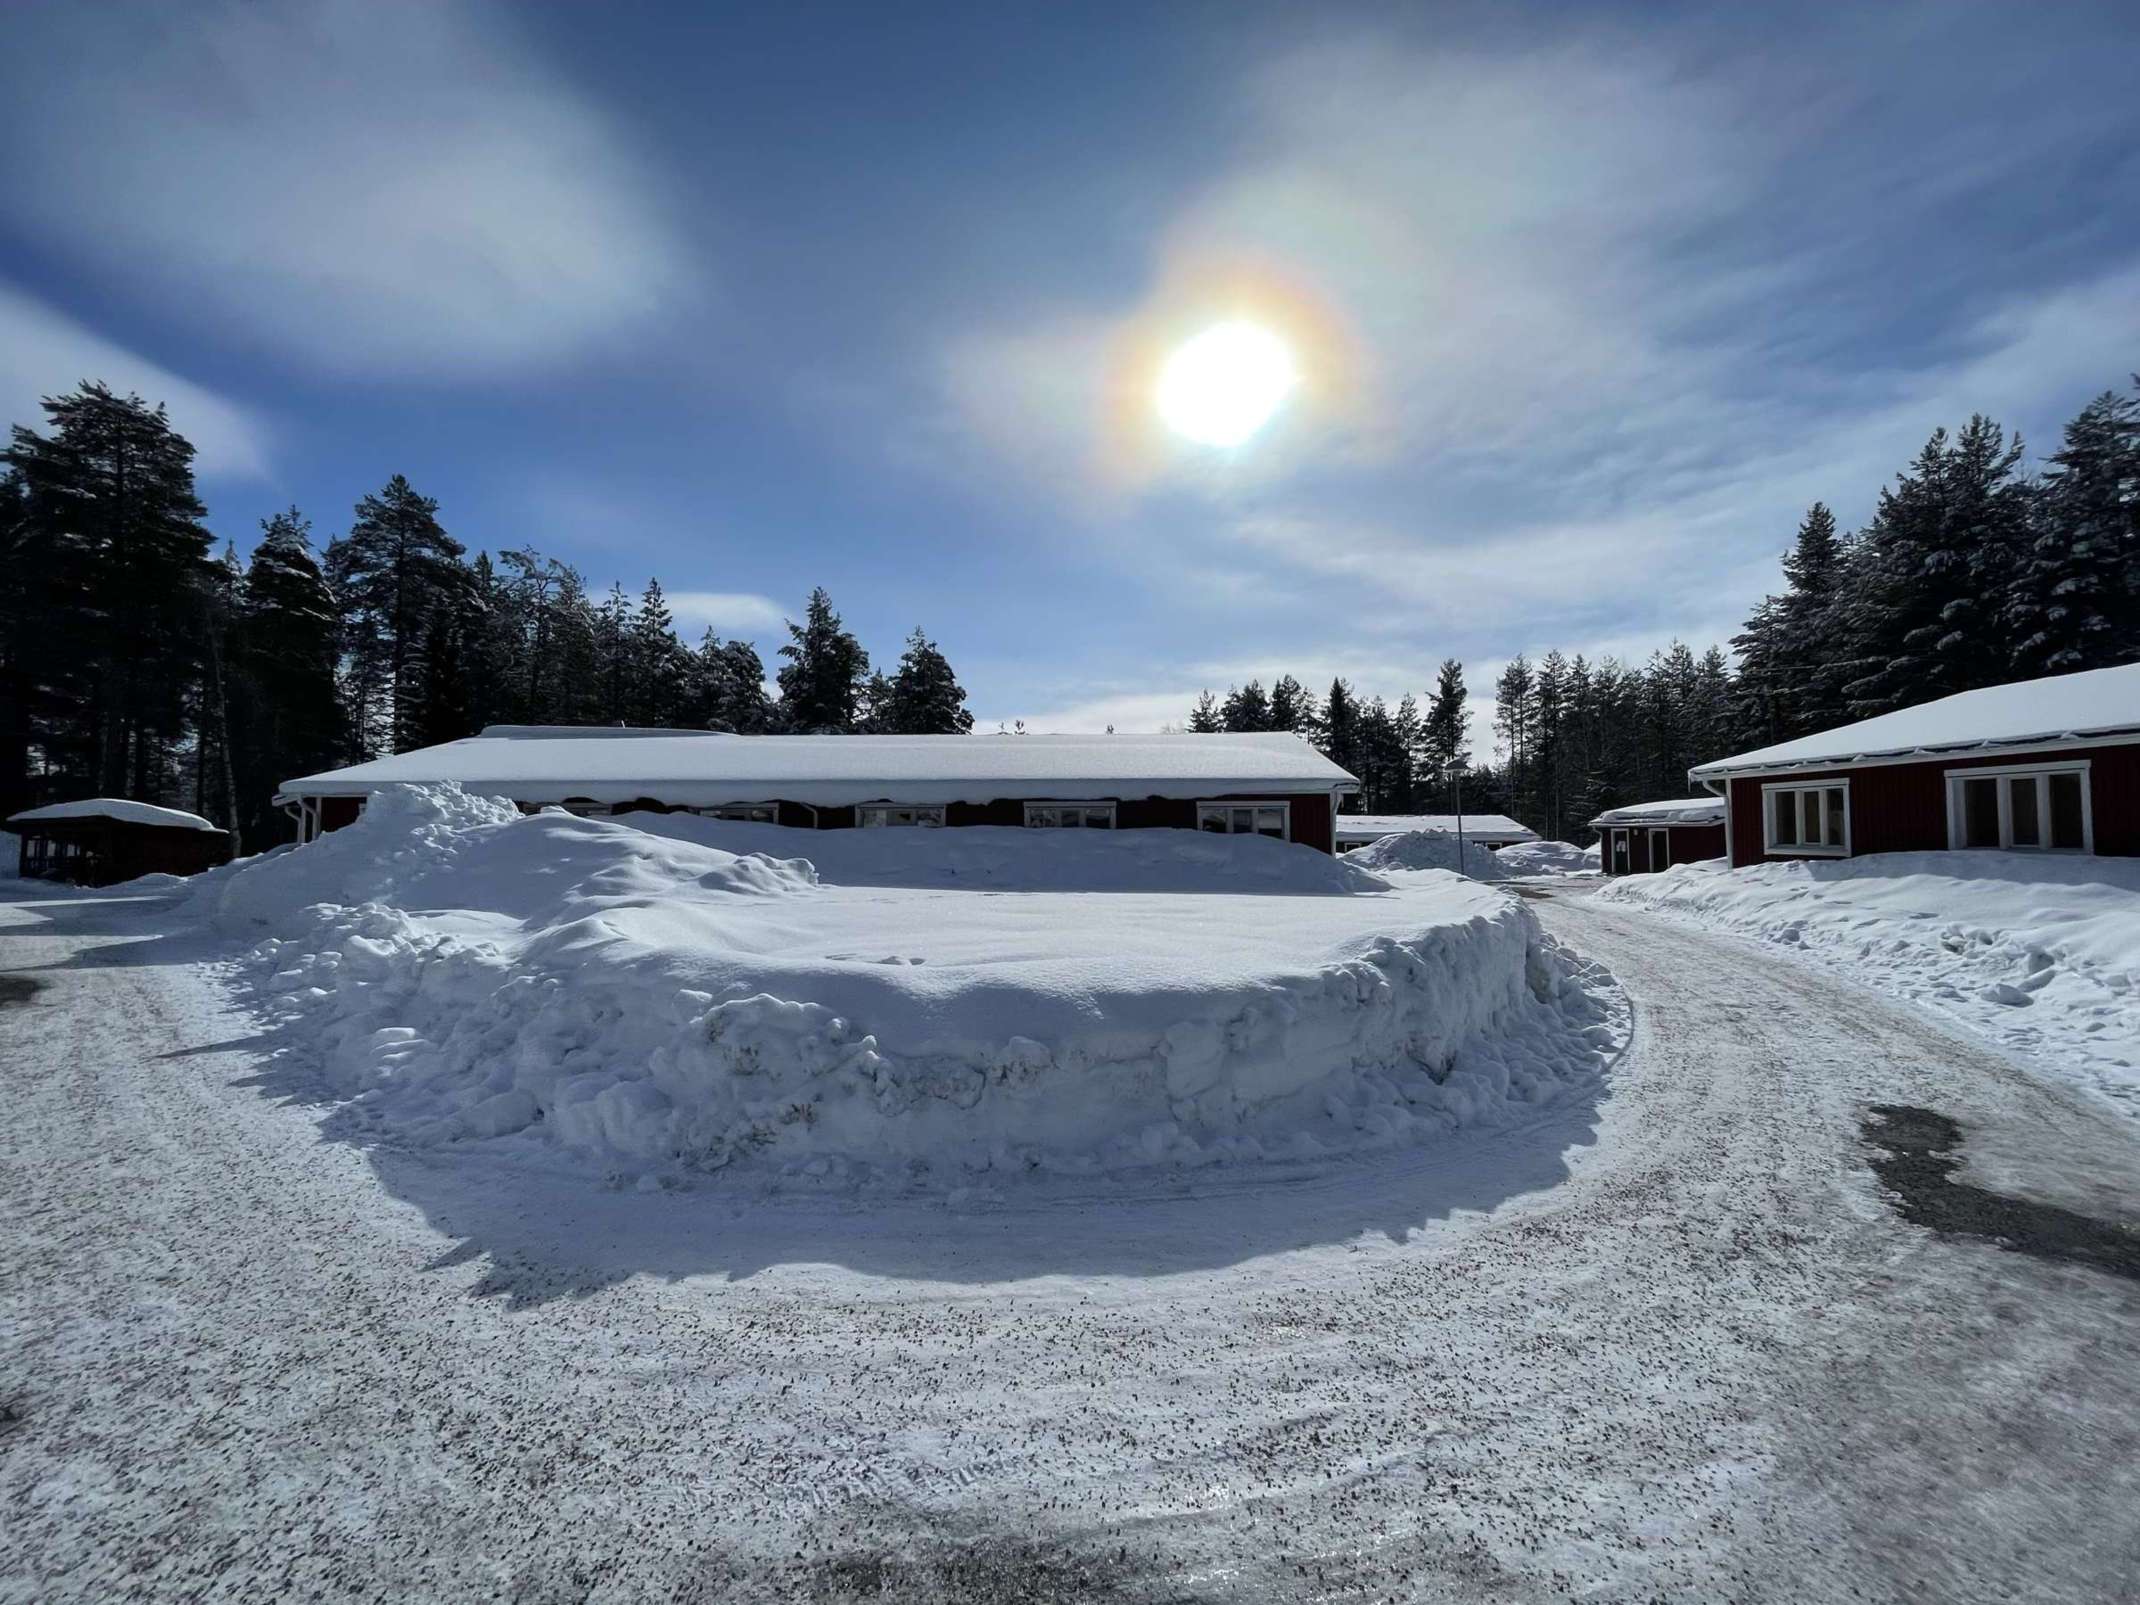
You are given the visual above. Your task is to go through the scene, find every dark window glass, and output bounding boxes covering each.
[2049,772,2086,850]
[1961,778,2000,848]
[2007,777,2040,847]
[1772,792,1797,845]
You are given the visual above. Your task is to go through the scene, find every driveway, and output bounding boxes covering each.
[2,882,2136,1601]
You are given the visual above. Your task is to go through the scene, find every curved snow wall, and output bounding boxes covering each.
[206,784,1623,1186]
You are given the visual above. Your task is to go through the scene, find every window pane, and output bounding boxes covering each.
[1200,809,1227,833]
[1772,793,1796,845]
[1256,807,1286,838]
[2007,776,2041,847]
[1802,791,1823,845]
[1826,789,1846,848]
[1961,778,2000,848]
[1232,808,1254,834]
[1084,809,1110,827]
[2049,772,2085,850]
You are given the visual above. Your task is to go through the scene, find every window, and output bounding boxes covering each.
[1648,828,1670,871]
[1023,802,1116,829]
[858,805,945,828]
[1763,781,1850,856]
[1945,764,2091,853]
[1197,802,1290,841]
[702,803,779,823]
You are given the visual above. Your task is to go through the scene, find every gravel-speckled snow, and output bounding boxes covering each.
[1600,852,2140,1123]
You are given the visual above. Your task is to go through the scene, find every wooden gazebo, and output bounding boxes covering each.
[7,799,233,887]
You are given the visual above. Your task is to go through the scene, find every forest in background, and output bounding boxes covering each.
[3,374,2134,851]
[1,385,972,849]
[1185,380,2138,838]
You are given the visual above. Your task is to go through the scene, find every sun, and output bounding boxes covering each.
[1155,321,1297,448]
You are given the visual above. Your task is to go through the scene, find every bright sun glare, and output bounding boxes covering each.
[1155,321,1297,448]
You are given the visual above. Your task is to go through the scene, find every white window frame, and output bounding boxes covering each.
[1021,801,1117,829]
[1944,761,2093,854]
[858,804,946,828]
[698,802,781,824]
[1196,801,1292,842]
[1761,779,1851,857]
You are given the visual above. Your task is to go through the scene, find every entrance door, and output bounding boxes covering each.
[1649,828,1671,872]
[1611,831,1630,874]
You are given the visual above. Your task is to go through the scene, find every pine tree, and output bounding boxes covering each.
[1321,678,1361,807]
[1840,418,2029,716]
[1269,674,1314,734]
[693,630,775,732]
[594,582,635,723]
[0,469,36,817]
[776,588,870,732]
[4,383,215,801]
[1186,690,1222,733]
[1420,659,1470,808]
[628,578,690,726]
[2009,385,2140,675]
[326,474,465,754]
[231,508,344,845]
[1221,680,1272,732]
[1391,693,1424,813]
[881,628,974,733]
[1492,655,1535,816]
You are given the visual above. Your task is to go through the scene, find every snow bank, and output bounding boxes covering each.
[1348,829,1516,882]
[211,784,1625,1188]
[1601,853,2140,1122]
[1495,840,1597,877]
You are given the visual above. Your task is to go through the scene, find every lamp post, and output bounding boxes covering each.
[1444,759,1468,869]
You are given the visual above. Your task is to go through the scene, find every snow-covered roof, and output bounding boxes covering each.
[1691,664,2140,781]
[1591,797,1726,827]
[278,729,1360,807]
[7,797,225,833]
[1333,813,1536,843]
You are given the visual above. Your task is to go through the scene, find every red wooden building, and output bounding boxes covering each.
[275,728,1362,854]
[1688,664,2140,867]
[1591,798,1727,875]
[7,798,233,886]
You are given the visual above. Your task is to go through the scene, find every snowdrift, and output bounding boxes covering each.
[208,785,1625,1187]
[1494,840,1597,877]
[1601,853,2140,1121]
[1347,829,1515,881]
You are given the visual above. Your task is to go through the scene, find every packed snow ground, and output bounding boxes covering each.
[195,786,1623,1187]
[1601,852,2140,1124]
[8,878,2139,1601]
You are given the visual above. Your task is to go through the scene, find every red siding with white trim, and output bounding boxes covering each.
[1724,740,2140,866]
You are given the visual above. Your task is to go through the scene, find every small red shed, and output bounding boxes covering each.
[1689,664,2140,867]
[1592,798,1728,876]
[7,798,233,887]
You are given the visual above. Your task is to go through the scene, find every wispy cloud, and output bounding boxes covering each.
[0,0,687,377]
[0,284,270,479]
[666,591,790,641]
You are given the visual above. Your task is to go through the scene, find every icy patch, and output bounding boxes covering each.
[1601,852,2140,1123]
[212,783,1627,1188]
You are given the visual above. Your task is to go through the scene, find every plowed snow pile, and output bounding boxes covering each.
[1347,828,1515,881]
[205,785,1624,1186]
[1495,839,1597,877]
[1601,852,2140,1122]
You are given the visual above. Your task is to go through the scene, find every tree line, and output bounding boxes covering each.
[2,383,974,849]
[1187,377,2138,841]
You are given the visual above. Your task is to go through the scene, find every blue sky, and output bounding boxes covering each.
[3,1,2136,736]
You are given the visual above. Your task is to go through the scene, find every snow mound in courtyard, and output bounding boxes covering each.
[1348,829,1515,881]
[1601,852,2140,1122]
[212,783,1625,1187]
[1495,839,1597,877]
